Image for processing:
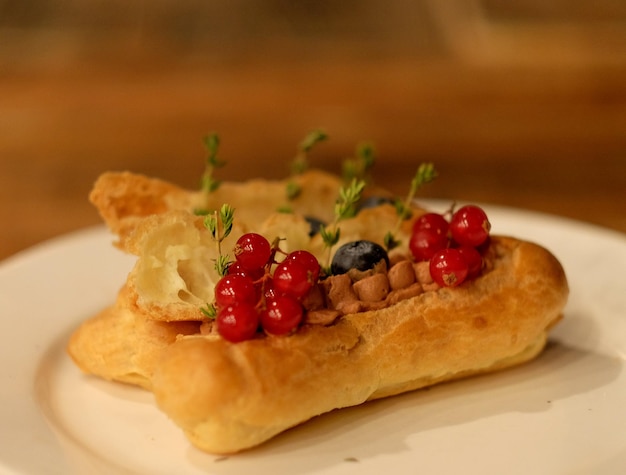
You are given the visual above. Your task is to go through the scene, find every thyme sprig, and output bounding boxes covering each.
[195,133,225,214]
[284,129,328,204]
[342,142,376,184]
[320,178,366,271]
[384,162,438,251]
[200,302,217,319]
[200,203,235,319]
[204,203,235,276]
[293,129,328,174]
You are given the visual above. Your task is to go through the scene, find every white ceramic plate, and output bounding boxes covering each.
[1,205,625,475]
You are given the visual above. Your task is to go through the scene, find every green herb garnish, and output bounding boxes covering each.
[320,178,366,271]
[200,203,235,319]
[196,133,225,214]
[284,129,328,206]
[200,303,217,319]
[384,162,438,250]
[294,129,328,173]
[342,142,376,184]
[204,203,235,276]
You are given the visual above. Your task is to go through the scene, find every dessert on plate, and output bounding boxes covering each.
[68,133,568,454]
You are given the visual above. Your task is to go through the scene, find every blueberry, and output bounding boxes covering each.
[305,216,326,237]
[331,240,389,275]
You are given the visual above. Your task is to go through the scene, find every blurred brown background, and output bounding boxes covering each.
[1,0,625,261]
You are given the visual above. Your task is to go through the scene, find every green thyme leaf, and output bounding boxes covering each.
[194,208,210,216]
[357,142,376,170]
[201,175,221,194]
[394,198,411,221]
[203,205,235,276]
[342,160,358,183]
[282,129,328,211]
[335,179,366,221]
[215,254,231,277]
[289,129,328,182]
[204,214,218,239]
[320,226,340,248]
[321,178,365,268]
[384,162,438,251]
[200,303,217,319]
[299,129,328,153]
[219,203,235,239]
[203,133,225,168]
[384,231,401,251]
[342,142,376,183]
[199,133,225,210]
[286,181,302,200]
[411,162,437,193]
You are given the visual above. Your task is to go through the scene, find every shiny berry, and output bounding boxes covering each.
[214,274,257,308]
[457,245,483,278]
[283,250,320,283]
[429,248,469,287]
[409,212,450,262]
[234,233,271,271]
[216,303,259,342]
[331,240,389,275]
[449,205,491,247]
[260,295,303,335]
[413,212,449,234]
[273,259,316,299]
[409,227,449,261]
[227,261,264,281]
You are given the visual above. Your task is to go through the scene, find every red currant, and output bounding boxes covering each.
[273,259,316,299]
[449,205,491,247]
[214,274,257,308]
[260,295,303,335]
[413,212,449,235]
[457,245,483,277]
[234,233,271,271]
[409,227,449,262]
[429,248,469,287]
[216,303,259,342]
[283,250,320,283]
[227,261,264,281]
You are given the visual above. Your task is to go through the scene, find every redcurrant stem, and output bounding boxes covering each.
[266,237,285,268]
[252,237,285,312]
[253,239,284,313]
[444,201,457,219]
[255,274,271,312]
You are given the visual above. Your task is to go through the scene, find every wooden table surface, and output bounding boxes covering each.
[1,56,625,261]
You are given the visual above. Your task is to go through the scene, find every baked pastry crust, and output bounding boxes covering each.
[67,168,568,454]
[67,285,200,390]
[151,236,567,454]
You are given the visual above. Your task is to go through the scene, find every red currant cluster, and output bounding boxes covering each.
[213,233,321,342]
[409,204,491,288]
